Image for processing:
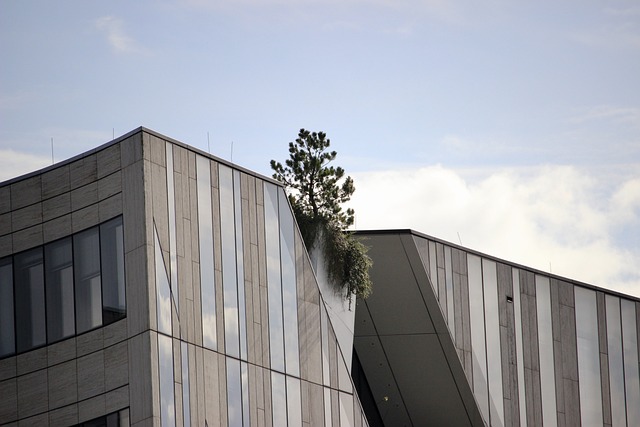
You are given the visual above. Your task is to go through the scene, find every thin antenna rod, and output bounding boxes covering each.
[231,141,234,163]
[457,232,462,245]
[207,132,210,153]
[51,137,54,164]
[112,128,114,140]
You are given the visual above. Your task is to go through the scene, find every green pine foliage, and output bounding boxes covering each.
[271,129,372,301]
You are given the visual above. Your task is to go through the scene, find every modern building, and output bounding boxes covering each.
[353,230,640,427]
[1,127,638,427]
[0,127,368,426]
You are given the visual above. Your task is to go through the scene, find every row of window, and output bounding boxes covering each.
[0,216,126,358]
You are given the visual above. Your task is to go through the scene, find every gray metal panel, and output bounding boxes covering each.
[354,232,484,427]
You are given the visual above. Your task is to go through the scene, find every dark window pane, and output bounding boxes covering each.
[45,237,75,342]
[0,257,15,357]
[74,227,102,333]
[15,247,46,352]
[101,216,126,324]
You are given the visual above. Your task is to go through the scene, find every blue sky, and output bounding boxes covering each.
[2,1,639,295]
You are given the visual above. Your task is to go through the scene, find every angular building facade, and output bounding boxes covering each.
[353,230,640,427]
[2,128,639,427]
[0,128,367,426]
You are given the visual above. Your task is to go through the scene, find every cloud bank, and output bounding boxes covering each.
[349,165,640,297]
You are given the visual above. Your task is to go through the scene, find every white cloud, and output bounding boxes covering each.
[349,164,640,297]
[0,150,51,183]
[95,16,151,55]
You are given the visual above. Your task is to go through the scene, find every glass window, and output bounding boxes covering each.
[321,304,331,386]
[235,171,248,361]
[512,269,527,427]
[220,165,239,358]
[155,229,172,335]
[196,155,216,350]
[482,259,504,427]
[74,227,102,333]
[279,188,300,376]
[339,391,354,427]
[181,342,191,427]
[428,241,438,297]
[444,246,455,338]
[166,144,179,314]
[45,237,75,342]
[621,299,640,426]
[15,247,46,352]
[241,361,250,426]
[324,387,332,427]
[271,371,287,427]
[575,287,603,426]
[467,254,489,421]
[535,275,557,427]
[606,295,626,427]
[0,257,15,357]
[264,183,284,372]
[226,357,242,427]
[287,376,302,427]
[101,216,126,325]
[158,334,176,427]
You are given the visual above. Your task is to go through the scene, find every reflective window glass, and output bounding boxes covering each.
[574,287,603,426]
[535,275,557,427]
[74,227,102,333]
[235,171,248,361]
[155,229,172,335]
[444,246,455,337]
[482,259,504,426]
[101,216,126,324]
[287,376,302,427]
[621,299,640,426]
[271,371,287,426]
[264,183,285,372]
[321,304,331,386]
[241,361,250,426]
[158,334,176,427]
[279,188,300,376]
[196,155,216,349]
[181,342,191,427]
[467,254,489,421]
[0,257,15,357]
[339,391,354,427]
[45,237,75,342]
[15,247,46,352]
[166,145,179,313]
[226,357,242,427]
[324,387,332,427]
[220,165,239,357]
[606,295,626,427]
[428,241,438,297]
[512,269,527,427]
